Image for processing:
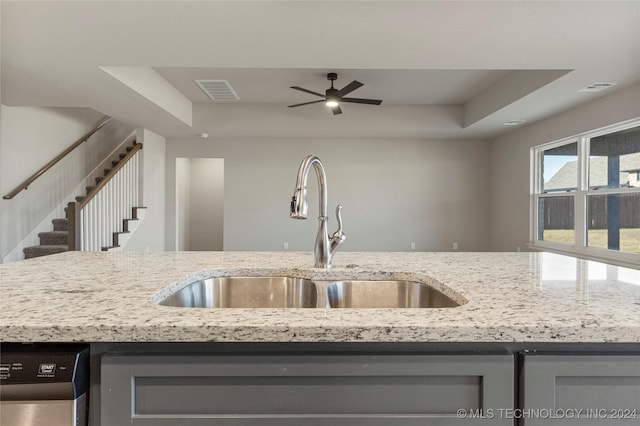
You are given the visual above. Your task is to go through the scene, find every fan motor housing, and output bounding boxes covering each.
[326,87,338,97]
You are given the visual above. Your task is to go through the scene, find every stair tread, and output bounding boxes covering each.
[38,227,69,246]
[38,230,68,235]
[24,245,69,256]
[52,218,68,231]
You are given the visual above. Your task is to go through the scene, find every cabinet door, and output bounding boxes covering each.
[521,354,640,426]
[101,353,513,426]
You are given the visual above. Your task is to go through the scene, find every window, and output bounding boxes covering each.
[531,120,640,267]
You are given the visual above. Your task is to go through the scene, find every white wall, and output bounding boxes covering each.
[0,106,133,261]
[489,84,640,251]
[125,129,166,252]
[166,137,492,252]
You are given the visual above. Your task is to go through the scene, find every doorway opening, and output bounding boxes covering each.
[175,157,224,251]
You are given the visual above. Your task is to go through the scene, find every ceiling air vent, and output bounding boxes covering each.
[195,80,239,100]
[578,83,617,93]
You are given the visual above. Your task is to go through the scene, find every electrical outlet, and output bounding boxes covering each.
[453,242,458,250]
[283,242,289,250]
[410,242,416,250]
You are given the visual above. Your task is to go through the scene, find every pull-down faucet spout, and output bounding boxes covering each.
[290,155,345,268]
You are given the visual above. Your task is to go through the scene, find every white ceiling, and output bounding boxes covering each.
[155,68,511,104]
[2,1,639,140]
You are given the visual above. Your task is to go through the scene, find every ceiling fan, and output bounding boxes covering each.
[288,73,382,115]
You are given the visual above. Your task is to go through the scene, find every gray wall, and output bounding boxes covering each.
[489,83,640,252]
[166,137,492,252]
[174,157,224,251]
[188,158,224,251]
[175,157,191,251]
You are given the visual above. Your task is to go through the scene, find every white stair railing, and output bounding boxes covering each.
[68,144,142,251]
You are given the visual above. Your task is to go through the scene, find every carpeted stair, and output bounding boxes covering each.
[23,218,70,259]
[23,141,141,259]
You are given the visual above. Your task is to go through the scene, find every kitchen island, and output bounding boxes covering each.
[1,251,639,425]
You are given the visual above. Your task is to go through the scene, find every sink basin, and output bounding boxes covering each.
[326,280,460,308]
[158,277,317,308]
[157,275,463,309]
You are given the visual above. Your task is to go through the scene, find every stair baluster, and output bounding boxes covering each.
[67,142,143,252]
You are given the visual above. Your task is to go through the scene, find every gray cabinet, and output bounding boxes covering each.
[101,353,514,425]
[521,354,640,426]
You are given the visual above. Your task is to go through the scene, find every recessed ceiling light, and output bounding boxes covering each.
[504,120,526,126]
[578,83,617,92]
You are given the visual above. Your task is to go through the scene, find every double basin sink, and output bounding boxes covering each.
[156,276,462,309]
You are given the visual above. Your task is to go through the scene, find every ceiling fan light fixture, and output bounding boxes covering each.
[288,73,382,115]
[325,98,339,107]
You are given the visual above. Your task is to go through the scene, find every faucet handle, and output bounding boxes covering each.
[331,204,346,245]
[335,204,344,234]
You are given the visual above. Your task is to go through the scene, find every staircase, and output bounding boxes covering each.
[23,141,143,259]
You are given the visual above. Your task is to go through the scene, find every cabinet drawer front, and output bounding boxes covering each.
[101,354,513,426]
[522,355,640,426]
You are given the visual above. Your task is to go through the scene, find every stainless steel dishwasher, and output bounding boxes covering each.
[0,344,90,426]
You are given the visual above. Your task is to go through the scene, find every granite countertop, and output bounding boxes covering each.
[0,251,639,343]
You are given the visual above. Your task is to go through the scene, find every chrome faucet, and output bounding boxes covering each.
[290,155,346,268]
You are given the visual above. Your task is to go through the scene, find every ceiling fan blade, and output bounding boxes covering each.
[335,80,363,97]
[290,86,325,97]
[340,97,383,105]
[288,100,325,108]
[331,104,343,115]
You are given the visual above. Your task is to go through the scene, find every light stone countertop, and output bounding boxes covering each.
[0,251,639,343]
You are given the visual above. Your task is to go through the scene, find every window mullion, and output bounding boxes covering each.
[530,148,542,243]
[575,137,589,249]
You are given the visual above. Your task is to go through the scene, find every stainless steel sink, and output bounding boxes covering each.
[158,277,317,308]
[156,276,463,309]
[326,280,460,308]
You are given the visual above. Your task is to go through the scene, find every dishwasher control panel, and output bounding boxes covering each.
[0,344,89,399]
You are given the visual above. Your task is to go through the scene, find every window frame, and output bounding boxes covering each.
[530,119,640,269]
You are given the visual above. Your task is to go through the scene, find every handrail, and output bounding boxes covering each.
[3,116,113,200]
[79,142,142,209]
